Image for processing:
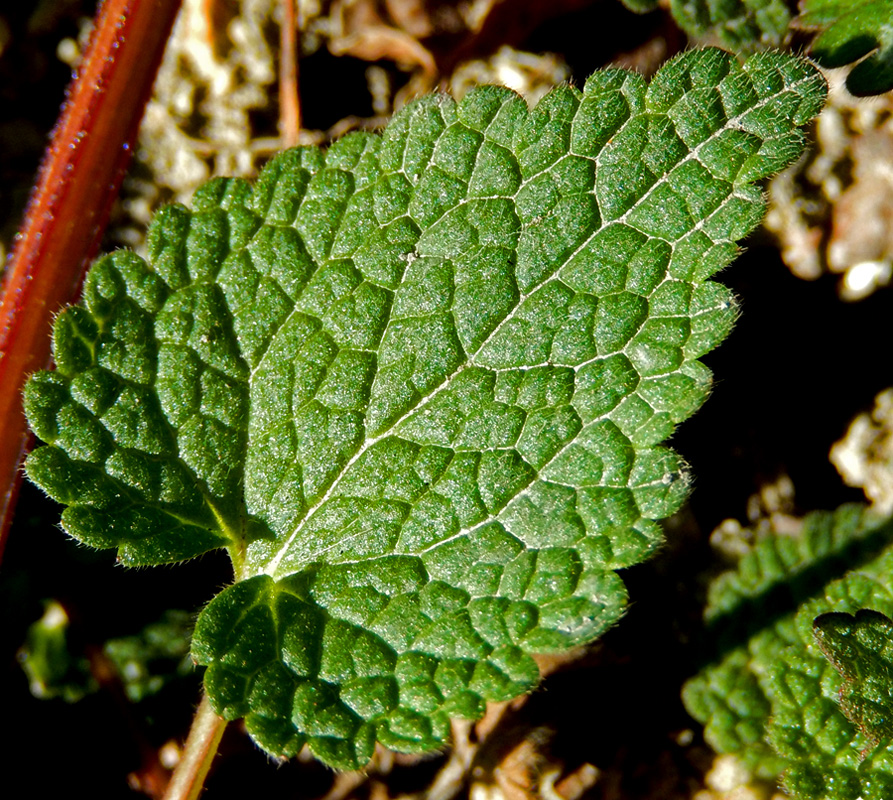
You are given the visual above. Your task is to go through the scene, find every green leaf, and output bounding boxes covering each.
[683,506,893,799]
[619,0,662,13]
[18,604,194,704]
[620,0,796,49]
[800,0,893,95]
[103,610,195,702]
[814,609,893,747]
[25,48,825,769]
[18,601,96,703]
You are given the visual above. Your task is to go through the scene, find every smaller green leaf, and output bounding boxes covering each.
[618,0,661,13]
[18,604,194,704]
[814,609,893,746]
[18,601,95,703]
[675,0,795,48]
[800,0,893,95]
[683,505,893,784]
[619,0,795,49]
[103,610,194,702]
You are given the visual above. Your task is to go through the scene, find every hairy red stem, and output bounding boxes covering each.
[0,0,183,562]
[279,0,301,147]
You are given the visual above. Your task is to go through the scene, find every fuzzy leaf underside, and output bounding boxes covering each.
[24,49,825,768]
[682,506,893,799]
[800,0,893,95]
[620,0,795,49]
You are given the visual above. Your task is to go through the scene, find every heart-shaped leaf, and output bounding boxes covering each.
[25,48,825,768]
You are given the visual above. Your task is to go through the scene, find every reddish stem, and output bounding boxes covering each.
[279,0,301,147]
[0,0,183,562]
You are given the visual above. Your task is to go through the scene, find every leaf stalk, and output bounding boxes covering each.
[162,693,227,800]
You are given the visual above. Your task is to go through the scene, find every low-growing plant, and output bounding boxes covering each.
[12,1,893,798]
[20,41,826,793]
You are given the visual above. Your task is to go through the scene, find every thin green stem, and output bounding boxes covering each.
[163,693,227,800]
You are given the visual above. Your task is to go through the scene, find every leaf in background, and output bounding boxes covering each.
[683,506,893,799]
[814,609,893,746]
[619,0,662,13]
[24,48,825,768]
[18,601,96,703]
[620,0,795,49]
[18,604,193,705]
[103,609,194,702]
[799,0,893,95]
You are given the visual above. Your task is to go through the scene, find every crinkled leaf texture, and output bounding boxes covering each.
[814,609,893,747]
[800,0,893,95]
[620,0,795,49]
[683,506,893,799]
[24,48,825,769]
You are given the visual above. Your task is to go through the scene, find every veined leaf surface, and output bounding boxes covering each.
[24,48,825,768]
[814,608,893,747]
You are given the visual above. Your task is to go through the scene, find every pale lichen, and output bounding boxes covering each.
[765,68,893,300]
[831,388,893,515]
